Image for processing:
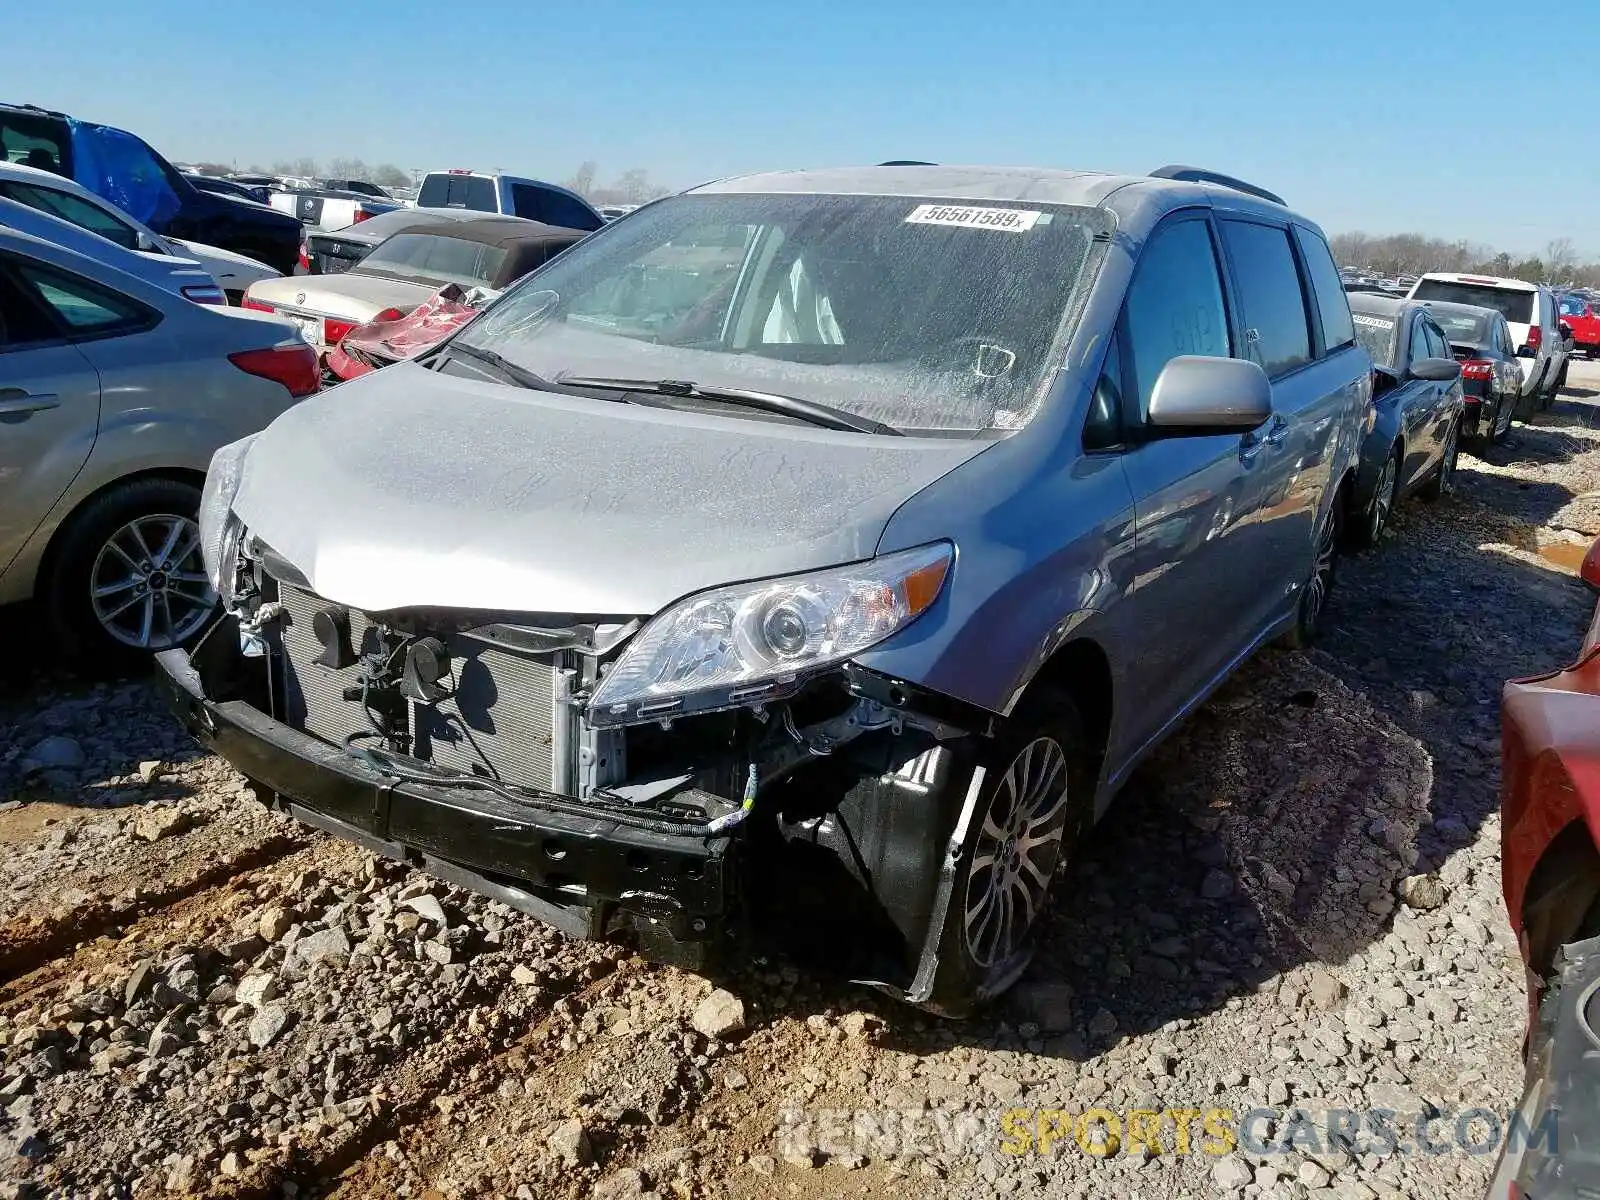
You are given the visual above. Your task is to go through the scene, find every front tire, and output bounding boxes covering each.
[43,477,216,671]
[924,695,1094,1017]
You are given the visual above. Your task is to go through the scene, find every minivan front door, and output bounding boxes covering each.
[1104,215,1273,767]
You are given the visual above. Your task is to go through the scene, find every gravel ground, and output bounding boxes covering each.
[4,362,1600,1200]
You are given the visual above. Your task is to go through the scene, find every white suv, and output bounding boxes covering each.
[1407,273,1570,411]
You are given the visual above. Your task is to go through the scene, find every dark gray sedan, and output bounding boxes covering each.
[1348,293,1466,547]
[1416,299,1523,442]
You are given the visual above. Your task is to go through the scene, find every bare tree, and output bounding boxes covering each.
[290,157,319,179]
[372,163,410,188]
[564,161,598,197]
[325,157,371,182]
[613,168,652,203]
[1327,229,1600,287]
[1547,237,1578,281]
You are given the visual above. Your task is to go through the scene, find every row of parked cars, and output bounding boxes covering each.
[4,104,1597,1191]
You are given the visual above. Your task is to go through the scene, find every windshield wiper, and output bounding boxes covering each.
[439,342,559,392]
[556,375,902,436]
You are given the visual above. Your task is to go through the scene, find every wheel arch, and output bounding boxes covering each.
[1521,819,1600,985]
[32,467,207,600]
[1013,634,1114,786]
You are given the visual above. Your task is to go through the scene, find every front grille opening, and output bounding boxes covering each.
[273,584,567,794]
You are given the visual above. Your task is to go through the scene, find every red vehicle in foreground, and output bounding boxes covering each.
[322,284,484,383]
[1559,295,1600,359]
[1491,537,1600,1197]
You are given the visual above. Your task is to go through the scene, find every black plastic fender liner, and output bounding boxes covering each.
[868,762,988,1005]
[773,732,978,997]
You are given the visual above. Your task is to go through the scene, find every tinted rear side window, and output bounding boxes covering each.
[1412,280,1534,325]
[1220,220,1312,377]
[0,111,70,175]
[1294,226,1355,352]
[534,188,602,231]
[0,181,141,250]
[14,260,151,336]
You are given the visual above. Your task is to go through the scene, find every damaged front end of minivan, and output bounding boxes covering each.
[158,448,994,1000]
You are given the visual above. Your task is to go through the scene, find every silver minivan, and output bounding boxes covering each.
[159,164,1370,1012]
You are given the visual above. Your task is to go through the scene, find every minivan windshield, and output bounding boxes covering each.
[1412,280,1535,325]
[452,192,1111,433]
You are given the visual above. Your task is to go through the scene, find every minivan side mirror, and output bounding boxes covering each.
[1410,357,1462,383]
[1146,355,1272,435]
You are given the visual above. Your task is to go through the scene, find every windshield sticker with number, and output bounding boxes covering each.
[1352,314,1395,330]
[905,204,1042,233]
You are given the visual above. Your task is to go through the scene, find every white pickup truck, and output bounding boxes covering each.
[269,186,402,232]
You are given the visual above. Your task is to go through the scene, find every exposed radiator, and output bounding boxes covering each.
[274,585,568,793]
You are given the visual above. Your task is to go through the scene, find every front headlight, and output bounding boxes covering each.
[199,434,256,596]
[587,543,953,726]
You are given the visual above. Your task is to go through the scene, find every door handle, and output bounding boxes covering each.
[1264,415,1290,447]
[0,390,60,417]
[1238,431,1265,465]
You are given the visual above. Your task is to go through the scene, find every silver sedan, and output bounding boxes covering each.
[0,226,316,665]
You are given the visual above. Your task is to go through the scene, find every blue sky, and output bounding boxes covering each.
[5,0,1595,256]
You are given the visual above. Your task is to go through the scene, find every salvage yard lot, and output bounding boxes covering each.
[4,361,1600,1199]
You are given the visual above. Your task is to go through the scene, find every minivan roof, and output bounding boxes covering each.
[690,164,1293,215]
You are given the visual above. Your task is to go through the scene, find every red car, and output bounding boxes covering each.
[1493,538,1600,1197]
[1558,295,1600,358]
[1503,536,1600,1017]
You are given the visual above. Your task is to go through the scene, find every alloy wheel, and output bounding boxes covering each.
[1438,424,1459,494]
[1303,508,1340,633]
[89,513,215,650]
[963,737,1071,968]
[1371,456,1397,542]
[1496,396,1514,440]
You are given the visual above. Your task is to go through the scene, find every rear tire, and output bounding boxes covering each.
[1283,497,1342,649]
[1349,449,1400,550]
[923,694,1094,1018]
[42,477,215,673]
[1490,391,1516,444]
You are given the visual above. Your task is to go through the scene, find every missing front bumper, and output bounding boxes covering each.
[155,632,736,969]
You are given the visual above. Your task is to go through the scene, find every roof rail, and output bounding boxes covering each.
[1148,165,1285,207]
[877,160,937,167]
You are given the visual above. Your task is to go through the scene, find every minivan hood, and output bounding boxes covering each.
[231,363,985,614]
